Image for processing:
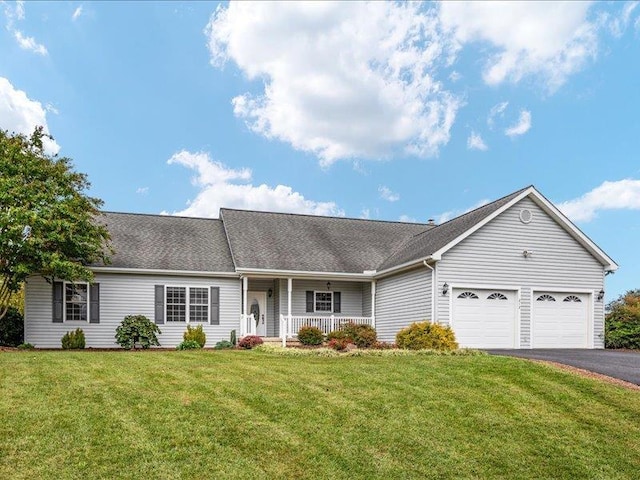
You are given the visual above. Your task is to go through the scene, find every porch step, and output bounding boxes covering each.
[261,337,301,347]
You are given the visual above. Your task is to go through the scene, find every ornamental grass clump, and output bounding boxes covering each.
[297,325,324,345]
[183,324,206,348]
[61,328,85,349]
[396,321,458,351]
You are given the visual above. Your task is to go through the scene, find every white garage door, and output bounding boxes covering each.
[532,292,589,348]
[451,288,517,349]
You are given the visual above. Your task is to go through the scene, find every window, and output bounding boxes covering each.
[189,287,209,322]
[166,286,208,323]
[315,291,333,312]
[536,294,556,302]
[487,292,508,300]
[563,295,582,303]
[457,291,479,299]
[65,283,88,321]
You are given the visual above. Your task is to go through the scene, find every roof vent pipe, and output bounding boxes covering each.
[427,219,436,226]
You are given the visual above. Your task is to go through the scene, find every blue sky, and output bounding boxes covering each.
[1,1,639,300]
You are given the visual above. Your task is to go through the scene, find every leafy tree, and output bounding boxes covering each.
[605,289,640,349]
[0,127,111,319]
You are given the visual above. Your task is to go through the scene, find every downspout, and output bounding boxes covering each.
[423,260,436,324]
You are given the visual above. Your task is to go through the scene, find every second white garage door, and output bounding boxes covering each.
[451,288,518,349]
[532,292,589,348]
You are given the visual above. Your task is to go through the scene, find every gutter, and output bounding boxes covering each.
[90,267,240,278]
[423,260,436,323]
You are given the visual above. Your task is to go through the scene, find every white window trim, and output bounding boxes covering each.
[64,281,90,323]
[165,285,211,324]
[313,290,334,313]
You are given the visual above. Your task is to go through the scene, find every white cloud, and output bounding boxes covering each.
[206,2,460,166]
[557,179,640,222]
[3,2,48,55]
[136,187,149,195]
[166,150,343,217]
[14,31,47,55]
[72,6,83,21]
[45,103,59,115]
[0,77,60,155]
[606,1,638,38]
[487,101,508,129]
[505,110,532,137]
[378,185,400,202]
[449,71,461,82]
[437,198,490,224]
[360,208,370,220]
[467,131,488,151]
[399,214,418,223]
[439,1,598,91]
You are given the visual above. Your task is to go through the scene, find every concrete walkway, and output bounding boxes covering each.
[488,349,640,385]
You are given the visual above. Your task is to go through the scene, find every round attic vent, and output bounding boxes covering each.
[519,209,533,224]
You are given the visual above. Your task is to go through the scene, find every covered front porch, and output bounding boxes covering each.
[238,276,376,342]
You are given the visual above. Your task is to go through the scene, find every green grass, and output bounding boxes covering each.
[1,351,639,479]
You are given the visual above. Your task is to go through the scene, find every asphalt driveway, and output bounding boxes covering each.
[488,349,640,385]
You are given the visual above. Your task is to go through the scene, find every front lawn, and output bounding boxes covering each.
[1,351,639,479]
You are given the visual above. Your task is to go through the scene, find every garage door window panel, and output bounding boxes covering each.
[537,294,556,302]
[487,292,508,300]
[457,291,479,299]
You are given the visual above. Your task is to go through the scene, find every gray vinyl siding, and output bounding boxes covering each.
[24,273,241,348]
[436,197,606,348]
[275,279,366,318]
[362,282,372,317]
[375,267,432,342]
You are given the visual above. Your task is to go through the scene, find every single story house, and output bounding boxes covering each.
[24,185,618,349]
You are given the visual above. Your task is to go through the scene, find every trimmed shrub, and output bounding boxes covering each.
[183,324,207,348]
[238,335,263,349]
[297,325,324,346]
[115,315,161,350]
[61,328,86,349]
[17,342,34,350]
[214,340,234,350]
[0,307,24,347]
[176,340,201,350]
[605,289,640,349]
[327,338,351,351]
[396,321,458,351]
[326,329,351,342]
[343,323,377,348]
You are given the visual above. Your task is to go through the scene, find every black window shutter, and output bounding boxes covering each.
[306,291,314,312]
[89,283,100,323]
[210,286,220,325]
[154,285,165,325]
[333,292,341,313]
[52,281,64,323]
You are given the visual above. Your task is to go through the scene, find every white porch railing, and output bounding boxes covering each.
[280,314,373,338]
[240,313,256,337]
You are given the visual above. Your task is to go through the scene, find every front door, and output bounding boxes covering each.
[248,291,267,337]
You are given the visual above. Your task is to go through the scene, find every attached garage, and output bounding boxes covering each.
[451,288,518,349]
[532,292,590,348]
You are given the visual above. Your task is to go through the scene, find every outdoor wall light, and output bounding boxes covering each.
[597,289,605,301]
[442,282,449,296]
[327,282,331,291]
[268,288,273,298]
[523,250,533,258]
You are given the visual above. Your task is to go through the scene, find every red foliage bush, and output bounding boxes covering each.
[238,335,263,349]
[328,338,351,351]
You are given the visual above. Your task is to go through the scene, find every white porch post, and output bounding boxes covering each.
[371,280,376,328]
[287,277,293,338]
[242,276,248,335]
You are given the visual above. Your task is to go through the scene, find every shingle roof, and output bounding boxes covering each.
[220,209,432,273]
[95,212,235,272]
[376,187,530,270]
